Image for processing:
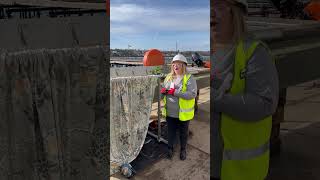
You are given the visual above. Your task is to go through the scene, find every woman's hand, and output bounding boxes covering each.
[160,88,168,94]
[167,88,175,95]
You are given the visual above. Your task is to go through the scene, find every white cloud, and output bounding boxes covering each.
[111,24,143,34]
[110,4,157,22]
[180,40,210,51]
[110,3,209,34]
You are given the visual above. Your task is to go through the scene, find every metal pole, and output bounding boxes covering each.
[148,131,168,144]
[157,78,161,142]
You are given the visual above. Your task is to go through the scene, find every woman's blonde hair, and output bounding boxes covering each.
[224,0,248,43]
[230,3,248,43]
[210,0,248,51]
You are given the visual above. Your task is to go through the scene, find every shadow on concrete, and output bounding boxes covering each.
[131,134,168,173]
[268,122,320,180]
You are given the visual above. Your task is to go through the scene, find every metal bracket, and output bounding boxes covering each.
[147,76,168,145]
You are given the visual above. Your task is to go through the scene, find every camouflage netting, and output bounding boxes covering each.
[110,75,158,175]
[0,47,108,180]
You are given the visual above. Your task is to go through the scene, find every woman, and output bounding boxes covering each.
[160,53,197,161]
[211,0,279,179]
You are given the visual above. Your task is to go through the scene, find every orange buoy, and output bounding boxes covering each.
[204,60,211,68]
[143,49,165,66]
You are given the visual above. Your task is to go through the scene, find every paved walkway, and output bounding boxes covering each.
[268,80,320,180]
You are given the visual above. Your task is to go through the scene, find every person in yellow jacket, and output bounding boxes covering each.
[211,0,279,179]
[161,53,197,160]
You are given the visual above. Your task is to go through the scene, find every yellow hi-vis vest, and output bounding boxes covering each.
[162,74,195,121]
[221,40,272,180]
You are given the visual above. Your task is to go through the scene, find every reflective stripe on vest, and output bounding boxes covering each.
[162,74,195,121]
[223,141,270,161]
[221,40,273,180]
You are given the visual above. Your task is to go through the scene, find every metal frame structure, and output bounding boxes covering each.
[147,77,169,144]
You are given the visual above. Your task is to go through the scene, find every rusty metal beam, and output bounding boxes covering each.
[0,0,105,9]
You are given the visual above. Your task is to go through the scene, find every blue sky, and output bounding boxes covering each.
[110,0,210,51]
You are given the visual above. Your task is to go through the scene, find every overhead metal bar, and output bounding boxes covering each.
[0,0,105,10]
[0,5,105,19]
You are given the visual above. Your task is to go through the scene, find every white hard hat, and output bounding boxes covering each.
[229,0,248,12]
[172,53,188,64]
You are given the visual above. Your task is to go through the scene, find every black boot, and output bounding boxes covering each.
[180,149,186,160]
[167,147,173,159]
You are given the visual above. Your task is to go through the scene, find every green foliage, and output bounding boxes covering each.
[150,66,163,75]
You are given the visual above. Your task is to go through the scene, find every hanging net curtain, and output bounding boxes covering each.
[110,75,158,175]
[0,47,108,180]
